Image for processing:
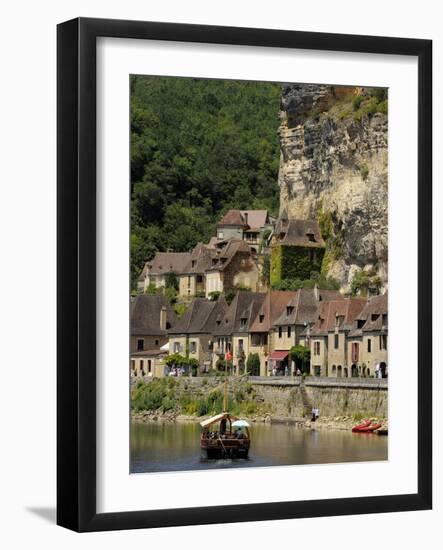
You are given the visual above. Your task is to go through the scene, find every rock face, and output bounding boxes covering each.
[278,84,388,291]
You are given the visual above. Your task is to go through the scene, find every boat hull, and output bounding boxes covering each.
[201,436,250,459]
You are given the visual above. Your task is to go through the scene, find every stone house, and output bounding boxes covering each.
[130,294,177,353]
[137,251,191,293]
[248,290,298,376]
[130,350,168,378]
[205,239,260,297]
[216,209,274,252]
[213,291,266,374]
[309,297,367,377]
[347,293,388,378]
[270,288,343,375]
[178,243,217,298]
[270,213,325,285]
[167,297,227,373]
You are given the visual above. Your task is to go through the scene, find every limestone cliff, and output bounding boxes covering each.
[278,84,388,292]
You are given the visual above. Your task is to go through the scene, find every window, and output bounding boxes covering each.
[314,341,320,355]
[218,231,224,239]
[238,339,244,351]
[286,306,293,316]
[190,341,196,354]
[137,339,144,351]
[155,339,159,346]
[240,317,247,329]
[367,338,372,353]
[278,326,282,338]
[197,275,203,283]
[187,276,191,287]
[131,360,135,372]
[148,360,152,373]
[139,360,144,375]
[380,334,387,350]
[259,314,264,323]
[352,342,359,362]
[191,260,196,268]
[357,319,365,328]
[287,326,291,338]
[371,313,379,321]
[173,342,180,353]
[334,334,339,349]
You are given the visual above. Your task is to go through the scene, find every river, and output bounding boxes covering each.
[131,420,388,473]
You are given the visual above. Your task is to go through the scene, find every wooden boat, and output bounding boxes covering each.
[200,412,251,459]
[351,420,371,432]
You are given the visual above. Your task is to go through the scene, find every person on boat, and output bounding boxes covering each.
[220,418,227,436]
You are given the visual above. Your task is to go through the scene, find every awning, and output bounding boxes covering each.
[268,351,289,361]
[200,412,238,428]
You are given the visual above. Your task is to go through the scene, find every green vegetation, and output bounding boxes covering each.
[352,88,388,122]
[208,291,221,301]
[326,87,387,124]
[289,345,311,373]
[131,378,267,417]
[271,275,340,291]
[270,245,324,286]
[246,353,261,376]
[131,76,281,289]
[360,164,369,181]
[350,268,382,296]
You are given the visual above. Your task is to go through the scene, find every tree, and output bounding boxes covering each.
[130,75,281,290]
[246,353,261,376]
[164,271,179,290]
[289,345,311,374]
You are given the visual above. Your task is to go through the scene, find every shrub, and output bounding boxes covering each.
[208,291,221,301]
[352,94,363,111]
[145,282,159,295]
[246,353,261,376]
[360,164,369,181]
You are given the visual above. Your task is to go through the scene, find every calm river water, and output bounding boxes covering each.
[130,421,388,473]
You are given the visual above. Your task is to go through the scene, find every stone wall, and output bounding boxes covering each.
[250,377,387,419]
[132,375,387,420]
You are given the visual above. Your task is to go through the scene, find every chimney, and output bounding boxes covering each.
[244,212,248,225]
[314,284,319,302]
[160,306,167,331]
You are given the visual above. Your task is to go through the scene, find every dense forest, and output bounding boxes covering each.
[130,76,281,288]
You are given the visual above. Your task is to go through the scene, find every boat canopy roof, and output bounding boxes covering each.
[200,412,238,428]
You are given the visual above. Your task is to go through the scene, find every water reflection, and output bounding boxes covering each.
[130,421,388,474]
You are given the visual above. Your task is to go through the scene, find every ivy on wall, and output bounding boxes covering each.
[270,245,324,286]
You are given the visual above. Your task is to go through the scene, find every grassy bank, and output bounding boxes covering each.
[131,377,272,418]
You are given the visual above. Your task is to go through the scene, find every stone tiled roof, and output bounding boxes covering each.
[131,294,178,336]
[249,290,298,333]
[181,243,218,275]
[143,251,192,276]
[217,209,268,228]
[206,239,252,273]
[348,292,388,336]
[273,288,343,327]
[274,218,325,248]
[310,297,367,336]
[168,297,227,335]
[214,291,266,336]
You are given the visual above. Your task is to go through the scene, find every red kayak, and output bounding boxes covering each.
[353,422,382,433]
[352,420,371,433]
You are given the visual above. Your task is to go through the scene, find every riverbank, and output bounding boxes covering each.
[131,409,388,432]
[131,375,388,428]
